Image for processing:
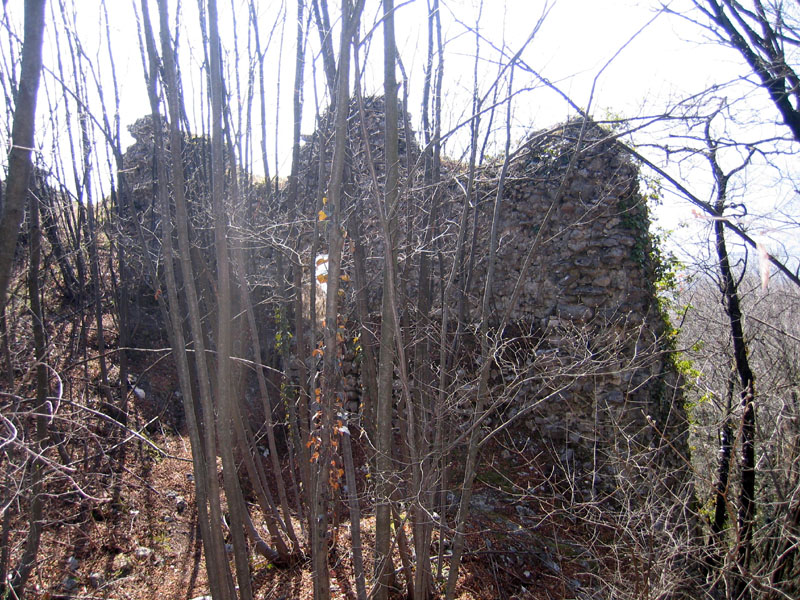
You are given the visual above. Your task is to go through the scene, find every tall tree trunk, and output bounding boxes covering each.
[207,0,256,597]
[99,0,131,432]
[233,244,299,555]
[411,4,438,594]
[143,3,235,598]
[714,216,756,599]
[373,3,400,599]
[456,8,482,336]
[286,0,314,536]
[312,2,363,597]
[444,64,514,600]
[7,157,48,600]
[341,421,367,600]
[248,0,272,203]
[0,0,46,308]
[220,88,291,562]
[715,219,756,586]
[75,73,115,416]
[706,133,757,599]
[710,371,735,541]
[310,0,337,96]
[347,49,380,449]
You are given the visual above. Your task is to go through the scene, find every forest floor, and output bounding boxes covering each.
[19,420,598,600]
[15,379,599,600]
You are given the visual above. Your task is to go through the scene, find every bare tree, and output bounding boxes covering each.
[692,0,800,142]
[141,2,239,597]
[12,3,798,599]
[0,0,46,307]
[4,133,48,600]
[373,2,400,598]
[703,114,758,598]
[207,0,256,596]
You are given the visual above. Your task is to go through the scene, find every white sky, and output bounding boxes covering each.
[30,0,744,156]
[2,0,798,268]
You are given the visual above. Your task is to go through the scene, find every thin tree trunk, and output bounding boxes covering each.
[374,3,400,598]
[100,0,130,431]
[0,497,12,589]
[341,422,368,600]
[711,371,735,540]
[714,216,756,598]
[1,306,14,384]
[310,0,337,96]
[7,157,48,599]
[144,3,235,598]
[392,505,415,600]
[413,3,438,585]
[219,61,292,561]
[248,0,272,203]
[75,73,115,416]
[233,244,299,555]
[207,1,255,597]
[706,133,757,600]
[346,55,380,448]
[0,0,46,308]
[446,66,514,600]
[429,7,446,588]
[312,2,362,597]
[230,385,289,562]
[456,7,483,335]
[285,0,314,537]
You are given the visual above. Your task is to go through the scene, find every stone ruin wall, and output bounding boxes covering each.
[118,104,685,481]
[469,122,679,478]
[294,104,684,481]
[118,116,217,350]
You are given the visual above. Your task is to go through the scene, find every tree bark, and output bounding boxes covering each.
[207,1,255,597]
[145,2,235,597]
[706,133,757,599]
[7,149,49,600]
[702,0,800,142]
[0,0,46,308]
[312,3,364,598]
[341,423,368,600]
[284,0,313,539]
[374,3,400,599]
[233,243,299,556]
[310,0,337,96]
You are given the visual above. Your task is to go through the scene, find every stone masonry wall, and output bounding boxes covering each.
[301,111,687,486]
[120,105,687,487]
[468,120,681,484]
